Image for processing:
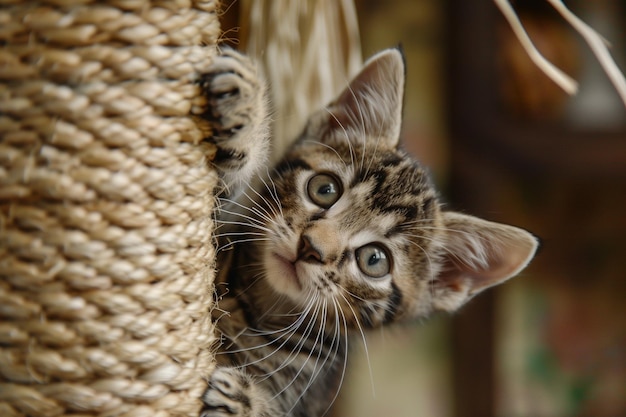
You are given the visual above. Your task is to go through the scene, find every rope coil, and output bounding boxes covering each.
[1,1,219,416]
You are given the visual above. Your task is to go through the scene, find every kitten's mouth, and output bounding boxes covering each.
[271,253,301,289]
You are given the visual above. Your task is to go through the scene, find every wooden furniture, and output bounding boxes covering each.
[446,1,626,416]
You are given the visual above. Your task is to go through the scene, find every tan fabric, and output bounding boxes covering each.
[239,0,362,162]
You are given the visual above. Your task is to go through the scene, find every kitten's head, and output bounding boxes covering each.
[257,49,538,328]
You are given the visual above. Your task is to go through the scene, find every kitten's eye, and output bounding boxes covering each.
[355,244,391,278]
[307,173,342,209]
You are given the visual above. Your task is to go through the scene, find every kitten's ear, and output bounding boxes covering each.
[430,212,539,313]
[318,48,405,149]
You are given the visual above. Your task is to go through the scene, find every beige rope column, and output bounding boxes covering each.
[0,1,220,416]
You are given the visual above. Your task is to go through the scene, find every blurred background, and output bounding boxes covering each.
[220,0,626,416]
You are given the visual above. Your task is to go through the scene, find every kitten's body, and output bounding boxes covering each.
[201,49,538,417]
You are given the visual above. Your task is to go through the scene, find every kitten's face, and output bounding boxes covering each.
[260,141,441,327]
[249,49,537,329]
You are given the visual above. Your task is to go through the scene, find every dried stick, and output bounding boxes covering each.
[495,0,626,107]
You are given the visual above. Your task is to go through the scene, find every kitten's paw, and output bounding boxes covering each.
[201,367,272,417]
[199,49,270,193]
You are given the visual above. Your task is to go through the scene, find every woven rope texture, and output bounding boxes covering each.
[0,1,220,416]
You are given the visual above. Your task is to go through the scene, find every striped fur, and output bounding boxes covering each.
[201,49,538,417]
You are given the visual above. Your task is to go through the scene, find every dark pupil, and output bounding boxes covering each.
[319,183,334,195]
[368,252,381,265]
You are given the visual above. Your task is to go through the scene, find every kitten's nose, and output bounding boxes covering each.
[298,235,323,264]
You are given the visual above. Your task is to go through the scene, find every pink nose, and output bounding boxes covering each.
[297,235,323,263]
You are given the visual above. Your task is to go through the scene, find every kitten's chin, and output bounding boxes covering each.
[266,253,303,299]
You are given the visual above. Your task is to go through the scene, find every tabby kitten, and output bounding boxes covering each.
[200,48,538,417]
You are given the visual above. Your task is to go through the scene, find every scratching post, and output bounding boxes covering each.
[0,1,220,416]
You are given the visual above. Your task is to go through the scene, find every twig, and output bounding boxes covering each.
[495,0,626,108]
[494,0,578,95]
[546,0,626,107]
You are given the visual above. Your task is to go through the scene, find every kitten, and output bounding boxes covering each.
[199,48,538,417]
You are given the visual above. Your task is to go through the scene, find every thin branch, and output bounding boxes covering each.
[494,0,578,95]
[495,0,626,108]
[546,0,626,107]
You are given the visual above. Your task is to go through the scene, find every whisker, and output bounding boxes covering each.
[216,210,273,233]
[214,231,267,239]
[324,107,357,167]
[320,296,351,417]
[337,290,375,396]
[219,196,275,225]
[241,182,281,221]
[217,237,270,253]
[260,167,285,218]
[269,295,323,389]
[302,140,349,171]
[287,298,335,413]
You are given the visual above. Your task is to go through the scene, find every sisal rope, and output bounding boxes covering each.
[0,1,220,416]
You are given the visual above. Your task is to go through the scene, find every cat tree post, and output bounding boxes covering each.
[0,1,219,415]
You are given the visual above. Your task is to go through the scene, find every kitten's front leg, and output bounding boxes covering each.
[201,367,275,417]
[199,49,270,193]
